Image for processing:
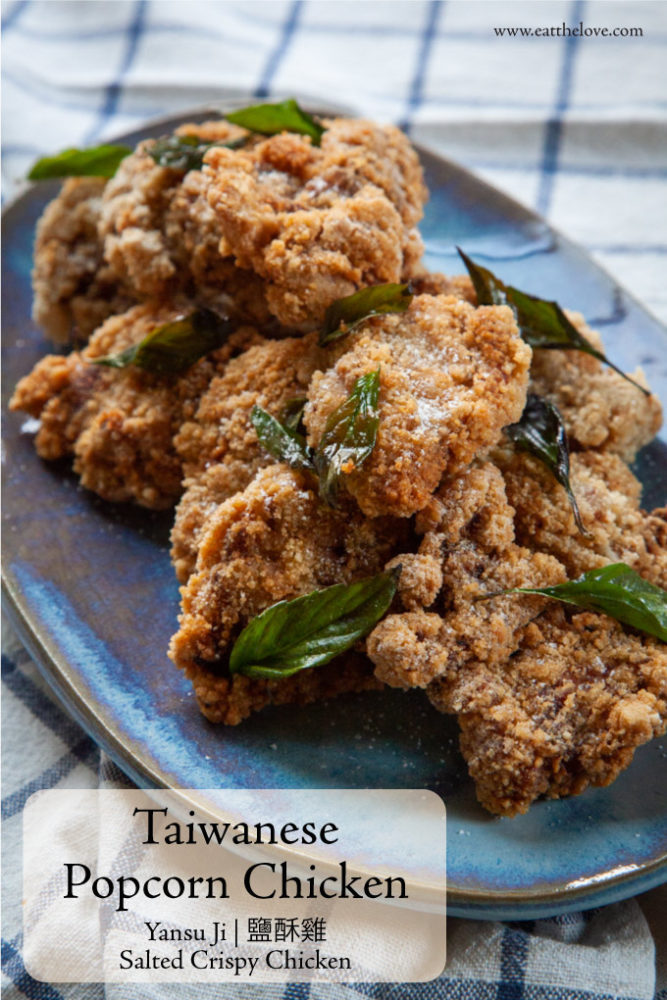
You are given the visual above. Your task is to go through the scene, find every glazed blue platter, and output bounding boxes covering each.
[2,110,666,921]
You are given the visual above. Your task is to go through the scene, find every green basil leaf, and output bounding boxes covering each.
[250,405,314,472]
[320,283,414,346]
[225,98,325,146]
[91,308,233,375]
[314,368,381,505]
[280,396,308,433]
[148,133,246,172]
[506,393,589,535]
[229,567,400,679]
[494,563,667,642]
[28,144,132,180]
[457,248,649,395]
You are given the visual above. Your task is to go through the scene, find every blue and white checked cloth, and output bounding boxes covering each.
[2,2,666,998]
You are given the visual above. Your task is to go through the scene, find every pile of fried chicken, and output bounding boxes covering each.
[10,114,667,817]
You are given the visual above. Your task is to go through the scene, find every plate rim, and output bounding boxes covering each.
[3,104,667,920]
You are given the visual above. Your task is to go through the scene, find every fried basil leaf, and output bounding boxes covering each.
[148,133,246,171]
[314,368,381,505]
[225,98,325,146]
[91,308,233,375]
[495,563,667,642]
[250,405,314,472]
[280,396,308,433]
[457,248,649,395]
[229,568,400,679]
[506,394,588,535]
[28,144,132,180]
[320,283,414,346]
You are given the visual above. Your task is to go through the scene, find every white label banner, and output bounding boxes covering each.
[23,788,446,983]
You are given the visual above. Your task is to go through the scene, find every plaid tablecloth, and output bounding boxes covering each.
[2,2,666,998]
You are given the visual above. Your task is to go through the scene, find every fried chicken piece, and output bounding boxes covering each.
[428,605,667,816]
[10,301,259,508]
[98,122,272,326]
[440,277,661,459]
[304,295,531,518]
[32,177,133,341]
[407,269,477,304]
[366,463,565,689]
[495,444,667,588]
[204,119,427,328]
[185,652,382,727]
[171,333,328,581]
[529,313,661,461]
[169,464,410,723]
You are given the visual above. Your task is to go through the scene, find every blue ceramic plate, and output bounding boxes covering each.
[3,110,666,921]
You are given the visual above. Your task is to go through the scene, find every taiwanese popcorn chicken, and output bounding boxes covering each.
[10,301,260,508]
[32,177,133,341]
[366,462,566,690]
[529,313,661,461]
[495,445,667,588]
[98,123,273,327]
[429,607,667,816]
[304,295,531,517]
[203,118,427,329]
[13,105,667,816]
[169,464,411,723]
[171,333,328,582]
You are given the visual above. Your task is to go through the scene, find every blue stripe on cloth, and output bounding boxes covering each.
[1,67,152,118]
[1,0,29,32]
[536,0,585,216]
[468,161,667,180]
[85,0,148,143]
[497,925,530,1000]
[4,20,213,42]
[254,0,303,100]
[282,984,311,999]
[588,243,667,253]
[2,938,65,1000]
[1,738,99,821]
[399,0,443,134]
[2,652,99,749]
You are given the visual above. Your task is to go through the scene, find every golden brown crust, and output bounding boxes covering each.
[367,462,565,689]
[368,448,667,814]
[32,177,133,341]
[186,653,382,726]
[170,464,411,686]
[10,301,258,508]
[429,606,667,816]
[204,119,427,328]
[171,333,328,581]
[495,444,667,588]
[529,313,661,461]
[304,295,531,517]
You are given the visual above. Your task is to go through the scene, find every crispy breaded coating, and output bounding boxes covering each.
[366,463,565,689]
[204,119,427,328]
[428,606,667,816]
[32,177,133,341]
[10,301,258,508]
[97,122,272,326]
[529,313,661,461]
[169,463,410,721]
[304,295,531,517]
[185,653,381,727]
[443,277,661,460]
[171,333,328,581]
[495,445,667,588]
[407,269,477,304]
